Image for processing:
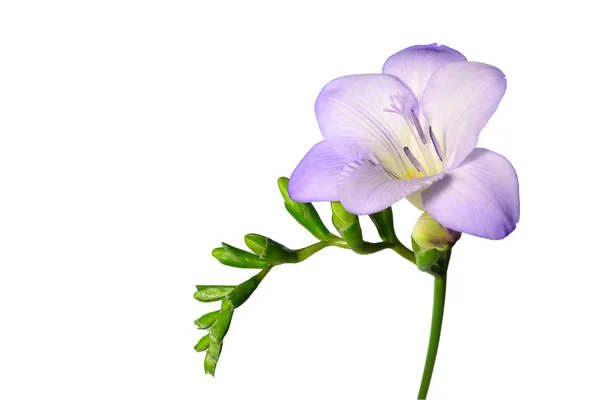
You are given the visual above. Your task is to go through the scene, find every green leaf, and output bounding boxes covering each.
[195,310,220,330]
[194,334,210,352]
[278,177,332,241]
[194,285,236,303]
[212,243,270,269]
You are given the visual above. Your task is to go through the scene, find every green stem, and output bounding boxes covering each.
[391,240,416,264]
[417,273,447,400]
[295,241,331,262]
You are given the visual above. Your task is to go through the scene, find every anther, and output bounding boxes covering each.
[403,147,423,172]
[429,126,443,162]
[410,110,427,145]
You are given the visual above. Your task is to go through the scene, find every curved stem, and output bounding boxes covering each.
[418,273,447,399]
[391,241,416,264]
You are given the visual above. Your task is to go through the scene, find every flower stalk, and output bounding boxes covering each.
[418,272,448,399]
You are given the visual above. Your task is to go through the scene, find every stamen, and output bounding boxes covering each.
[429,126,443,162]
[410,110,427,144]
[403,146,423,172]
[383,166,401,180]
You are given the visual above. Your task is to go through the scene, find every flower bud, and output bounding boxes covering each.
[209,310,234,344]
[369,207,397,242]
[221,276,261,311]
[277,177,332,241]
[195,310,220,330]
[212,243,270,269]
[244,234,298,264]
[194,285,236,303]
[194,334,210,352]
[331,202,364,252]
[411,212,460,252]
[204,344,220,376]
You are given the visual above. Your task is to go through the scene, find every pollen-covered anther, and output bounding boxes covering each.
[404,146,424,172]
[410,109,427,144]
[429,126,444,162]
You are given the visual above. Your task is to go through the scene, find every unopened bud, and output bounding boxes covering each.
[212,243,270,269]
[369,207,397,242]
[195,310,220,330]
[331,202,364,252]
[411,212,460,252]
[278,177,332,241]
[221,276,261,311]
[209,310,234,344]
[204,348,219,376]
[244,234,298,264]
[194,285,236,303]
[194,334,210,352]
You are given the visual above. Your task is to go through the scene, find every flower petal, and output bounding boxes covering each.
[382,44,466,105]
[315,74,417,173]
[422,148,520,240]
[338,159,443,215]
[288,141,348,202]
[422,61,507,169]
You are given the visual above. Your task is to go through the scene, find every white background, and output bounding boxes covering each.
[1,1,598,399]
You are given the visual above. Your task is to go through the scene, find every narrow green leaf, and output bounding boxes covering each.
[194,285,236,303]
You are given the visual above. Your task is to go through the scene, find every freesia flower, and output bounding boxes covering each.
[288,44,520,240]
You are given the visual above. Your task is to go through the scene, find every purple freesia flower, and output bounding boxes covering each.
[288,44,519,240]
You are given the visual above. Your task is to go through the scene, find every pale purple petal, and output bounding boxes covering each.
[422,148,520,240]
[422,61,507,169]
[288,141,348,202]
[338,160,443,215]
[382,44,466,105]
[315,74,417,169]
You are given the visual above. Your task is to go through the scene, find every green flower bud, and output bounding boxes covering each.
[244,234,298,263]
[204,348,219,376]
[331,202,364,252]
[411,237,443,272]
[206,341,222,363]
[194,285,236,303]
[195,310,220,330]
[194,334,210,352]
[209,310,234,344]
[369,207,397,242]
[412,212,461,252]
[221,276,261,311]
[212,243,270,269]
[277,177,332,241]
